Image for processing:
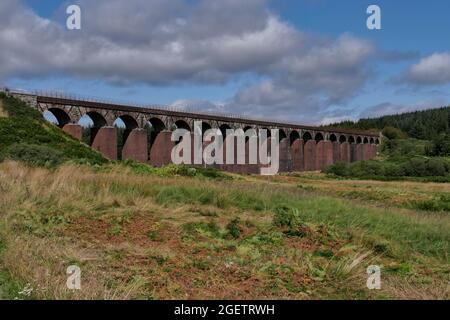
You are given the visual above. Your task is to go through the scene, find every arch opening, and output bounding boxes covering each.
[45,108,71,128]
[146,117,166,144]
[348,136,355,144]
[370,138,374,144]
[339,135,347,143]
[79,112,108,145]
[279,129,287,142]
[329,134,337,142]
[303,131,312,142]
[315,132,324,143]
[219,124,232,139]
[290,130,300,146]
[356,136,362,144]
[114,115,139,160]
[174,119,191,132]
[363,137,369,144]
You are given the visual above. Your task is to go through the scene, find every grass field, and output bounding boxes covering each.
[0,161,448,300]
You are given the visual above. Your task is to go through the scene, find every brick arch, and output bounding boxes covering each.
[219,123,232,137]
[279,129,287,142]
[174,119,191,132]
[85,111,108,128]
[115,114,138,130]
[329,133,337,142]
[200,121,212,135]
[47,107,72,127]
[290,130,300,145]
[303,131,313,142]
[315,132,324,142]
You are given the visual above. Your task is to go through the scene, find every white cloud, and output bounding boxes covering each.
[404,52,450,85]
[0,0,376,123]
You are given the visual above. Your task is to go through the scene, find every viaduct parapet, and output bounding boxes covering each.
[10,91,380,173]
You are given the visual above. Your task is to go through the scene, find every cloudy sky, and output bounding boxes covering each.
[1,0,450,124]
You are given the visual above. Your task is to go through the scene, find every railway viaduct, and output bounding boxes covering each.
[12,91,380,174]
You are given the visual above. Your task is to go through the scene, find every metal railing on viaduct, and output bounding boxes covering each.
[6,89,381,174]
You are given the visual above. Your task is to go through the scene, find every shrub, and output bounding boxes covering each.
[427,134,450,156]
[0,143,65,167]
[225,218,242,239]
[382,126,407,140]
[410,194,450,212]
[325,162,348,176]
[273,206,301,228]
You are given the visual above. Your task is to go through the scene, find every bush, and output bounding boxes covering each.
[325,162,348,176]
[410,194,450,212]
[427,134,450,156]
[326,157,450,180]
[273,206,301,228]
[382,126,407,140]
[225,218,242,239]
[0,143,65,167]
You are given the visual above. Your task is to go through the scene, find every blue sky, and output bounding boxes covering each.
[2,0,450,124]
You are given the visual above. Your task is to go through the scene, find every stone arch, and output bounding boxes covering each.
[370,138,374,144]
[363,137,369,144]
[174,119,191,132]
[114,115,142,161]
[339,135,347,143]
[219,124,232,138]
[85,111,107,128]
[356,136,362,144]
[200,121,212,136]
[375,138,380,145]
[348,136,355,144]
[79,111,116,159]
[147,117,166,146]
[46,107,71,127]
[329,133,337,142]
[279,129,287,142]
[80,111,108,145]
[290,130,300,146]
[303,131,313,142]
[315,132,324,142]
[116,114,138,130]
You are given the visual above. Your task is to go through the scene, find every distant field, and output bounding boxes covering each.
[0,161,448,300]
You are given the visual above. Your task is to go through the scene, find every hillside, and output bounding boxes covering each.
[327,106,450,140]
[0,93,106,166]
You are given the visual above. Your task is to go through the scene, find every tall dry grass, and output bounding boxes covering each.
[0,161,448,299]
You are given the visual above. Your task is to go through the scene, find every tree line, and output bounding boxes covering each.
[327,106,450,140]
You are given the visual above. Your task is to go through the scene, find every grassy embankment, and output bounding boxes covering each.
[0,92,106,166]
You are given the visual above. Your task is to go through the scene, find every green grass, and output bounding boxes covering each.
[0,93,106,165]
[151,183,448,261]
[0,162,448,299]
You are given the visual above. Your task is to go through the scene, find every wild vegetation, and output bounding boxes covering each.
[326,126,450,182]
[0,93,106,166]
[0,162,448,300]
[328,106,450,140]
